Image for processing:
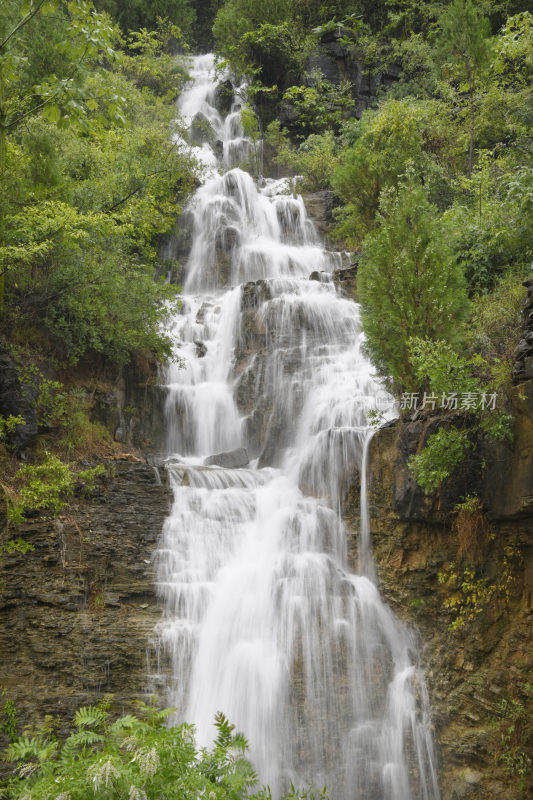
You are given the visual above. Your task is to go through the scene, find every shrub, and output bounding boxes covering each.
[408,428,471,493]
[8,453,74,523]
[2,700,315,800]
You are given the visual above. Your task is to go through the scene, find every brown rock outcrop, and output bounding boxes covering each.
[0,461,172,751]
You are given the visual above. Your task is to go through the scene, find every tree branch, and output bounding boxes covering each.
[0,0,49,52]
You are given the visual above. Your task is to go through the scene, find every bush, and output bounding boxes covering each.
[408,428,471,493]
[266,125,339,191]
[8,453,74,523]
[2,700,315,800]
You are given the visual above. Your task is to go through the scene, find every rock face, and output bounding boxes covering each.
[0,340,38,454]
[0,461,172,752]
[301,191,335,239]
[214,79,234,116]
[333,263,358,301]
[513,276,533,383]
[307,27,400,118]
[345,387,533,800]
[91,351,168,453]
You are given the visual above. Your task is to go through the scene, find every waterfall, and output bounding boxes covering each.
[155,54,440,800]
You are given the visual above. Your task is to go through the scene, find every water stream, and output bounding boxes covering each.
[155,54,439,800]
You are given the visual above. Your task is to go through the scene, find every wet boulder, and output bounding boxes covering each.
[214,79,234,115]
[204,448,249,468]
[190,112,216,145]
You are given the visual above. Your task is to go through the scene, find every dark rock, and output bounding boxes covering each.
[204,447,249,469]
[347,413,533,800]
[214,79,234,115]
[305,27,400,120]
[0,341,39,453]
[333,264,358,301]
[302,191,335,238]
[190,111,216,145]
[194,340,207,358]
[91,352,167,453]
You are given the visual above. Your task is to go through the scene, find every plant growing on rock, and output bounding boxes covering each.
[437,543,521,630]
[8,453,74,524]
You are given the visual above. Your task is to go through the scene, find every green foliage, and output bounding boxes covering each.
[2,702,312,800]
[0,0,198,368]
[94,0,196,40]
[240,104,262,174]
[281,73,355,138]
[408,338,485,396]
[267,125,339,191]
[444,165,533,293]
[8,453,74,523]
[77,464,106,494]
[437,0,492,84]
[0,538,35,555]
[332,98,460,245]
[493,11,533,86]
[437,544,520,629]
[121,21,190,99]
[213,0,294,76]
[356,173,469,389]
[0,688,18,744]
[497,685,533,792]
[0,415,24,443]
[409,428,471,494]
[454,494,484,516]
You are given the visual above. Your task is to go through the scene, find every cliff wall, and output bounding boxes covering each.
[344,381,533,800]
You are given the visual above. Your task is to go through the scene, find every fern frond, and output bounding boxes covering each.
[4,736,48,763]
[213,712,235,749]
[74,706,107,730]
[109,715,139,734]
[60,730,105,761]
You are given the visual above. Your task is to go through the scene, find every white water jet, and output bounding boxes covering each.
[155,54,439,800]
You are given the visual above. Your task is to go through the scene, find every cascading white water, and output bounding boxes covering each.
[155,54,440,800]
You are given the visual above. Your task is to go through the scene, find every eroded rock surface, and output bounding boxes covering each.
[0,462,172,752]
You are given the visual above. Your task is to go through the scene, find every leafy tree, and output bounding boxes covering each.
[357,172,470,389]
[94,0,196,39]
[437,0,492,176]
[332,98,461,245]
[0,0,121,306]
[0,2,198,366]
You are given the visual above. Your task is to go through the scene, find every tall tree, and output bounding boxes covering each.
[357,172,470,389]
[437,0,491,177]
